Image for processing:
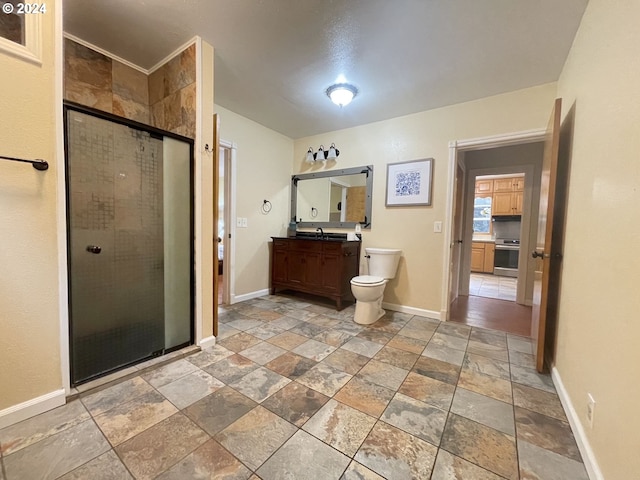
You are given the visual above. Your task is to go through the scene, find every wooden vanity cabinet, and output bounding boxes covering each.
[271,237,361,310]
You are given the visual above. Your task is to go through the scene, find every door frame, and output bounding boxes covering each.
[218,140,237,305]
[441,128,545,320]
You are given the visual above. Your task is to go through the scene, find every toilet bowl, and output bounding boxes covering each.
[350,248,402,325]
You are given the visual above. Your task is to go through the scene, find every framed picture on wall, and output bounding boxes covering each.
[385,158,433,206]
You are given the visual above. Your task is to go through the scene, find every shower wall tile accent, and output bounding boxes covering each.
[64,39,113,113]
[148,44,196,138]
[112,60,150,124]
[64,38,196,138]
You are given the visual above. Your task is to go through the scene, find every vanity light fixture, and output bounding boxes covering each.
[326,83,358,107]
[305,143,340,163]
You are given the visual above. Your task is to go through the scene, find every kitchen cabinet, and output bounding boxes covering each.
[271,237,360,310]
[471,241,495,273]
[491,176,524,215]
[475,179,493,195]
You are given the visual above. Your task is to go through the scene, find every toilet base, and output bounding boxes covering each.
[353,297,386,325]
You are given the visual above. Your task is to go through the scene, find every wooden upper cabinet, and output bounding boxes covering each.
[514,177,525,191]
[492,192,514,215]
[513,190,524,214]
[493,178,515,193]
[475,179,493,194]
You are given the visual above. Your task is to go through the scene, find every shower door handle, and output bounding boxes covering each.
[86,245,102,254]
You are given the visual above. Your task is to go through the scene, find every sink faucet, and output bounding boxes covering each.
[316,227,324,239]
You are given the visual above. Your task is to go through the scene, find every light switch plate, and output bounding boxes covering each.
[236,217,243,227]
[434,221,442,233]
[241,218,248,228]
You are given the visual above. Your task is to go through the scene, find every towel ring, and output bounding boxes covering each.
[311,207,318,218]
[261,199,272,214]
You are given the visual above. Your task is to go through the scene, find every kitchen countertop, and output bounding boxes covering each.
[472,237,495,243]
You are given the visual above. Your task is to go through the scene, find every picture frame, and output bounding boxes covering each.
[385,158,433,207]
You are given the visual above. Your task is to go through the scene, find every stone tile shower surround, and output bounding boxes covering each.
[63,38,196,138]
[0,294,589,479]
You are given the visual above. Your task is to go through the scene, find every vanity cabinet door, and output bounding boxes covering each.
[321,254,340,293]
[272,246,288,283]
[304,252,323,288]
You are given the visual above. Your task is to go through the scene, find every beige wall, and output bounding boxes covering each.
[214,105,294,299]
[555,0,640,477]
[0,4,61,410]
[293,84,557,315]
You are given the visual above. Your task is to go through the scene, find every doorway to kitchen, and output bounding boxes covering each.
[470,173,524,303]
[445,136,544,335]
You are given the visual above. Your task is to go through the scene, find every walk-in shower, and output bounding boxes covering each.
[64,104,194,385]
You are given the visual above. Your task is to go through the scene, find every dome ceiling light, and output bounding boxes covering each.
[326,83,358,107]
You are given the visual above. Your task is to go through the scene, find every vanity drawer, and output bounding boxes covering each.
[322,242,343,254]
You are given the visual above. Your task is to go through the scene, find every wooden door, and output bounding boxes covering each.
[345,186,366,222]
[531,98,562,372]
[212,114,220,337]
[448,164,465,317]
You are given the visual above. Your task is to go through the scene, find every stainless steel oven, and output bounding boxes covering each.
[494,240,519,277]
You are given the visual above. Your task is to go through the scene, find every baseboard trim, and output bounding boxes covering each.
[551,367,604,480]
[198,335,216,350]
[382,302,441,321]
[0,389,66,429]
[231,289,270,304]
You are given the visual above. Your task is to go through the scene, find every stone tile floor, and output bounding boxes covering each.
[0,294,589,479]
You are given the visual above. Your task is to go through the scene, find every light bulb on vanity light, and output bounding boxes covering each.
[326,143,338,160]
[305,147,315,163]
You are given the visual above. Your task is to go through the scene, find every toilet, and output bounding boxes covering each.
[350,248,402,325]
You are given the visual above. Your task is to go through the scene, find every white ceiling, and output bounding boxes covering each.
[63,0,588,139]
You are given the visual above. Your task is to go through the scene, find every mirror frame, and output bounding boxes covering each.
[291,165,373,229]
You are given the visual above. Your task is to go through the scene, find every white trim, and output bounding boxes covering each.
[222,140,238,305]
[382,302,440,321]
[198,335,216,350]
[193,36,204,345]
[0,12,41,65]
[148,36,199,74]
[232,289,271,304]
[219,140,237,305]
[62,33,147,74]
[0,389,66,430]
[55,0,71,396]
[552,367,604,480]
[442,128,546,320]
[454,128,546,151]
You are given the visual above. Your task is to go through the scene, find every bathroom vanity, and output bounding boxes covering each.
[270,236,361,310]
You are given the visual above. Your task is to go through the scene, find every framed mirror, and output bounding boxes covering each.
[291,166,373,228]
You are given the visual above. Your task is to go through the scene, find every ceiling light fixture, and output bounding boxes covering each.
[326,83,358,107]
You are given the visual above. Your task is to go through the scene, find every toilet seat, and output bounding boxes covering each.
[350,275,386,287]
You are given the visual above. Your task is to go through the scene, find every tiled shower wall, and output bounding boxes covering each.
[63,39,196,138]
[148,44,196,138]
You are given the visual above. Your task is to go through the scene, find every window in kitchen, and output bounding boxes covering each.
[473,196,492,234]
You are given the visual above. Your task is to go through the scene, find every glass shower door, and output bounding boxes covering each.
[67,110,166,384]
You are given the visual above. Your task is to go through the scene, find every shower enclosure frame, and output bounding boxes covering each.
[63,101,195,386]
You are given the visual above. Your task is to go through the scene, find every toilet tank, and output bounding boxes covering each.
[366,248,402,279]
